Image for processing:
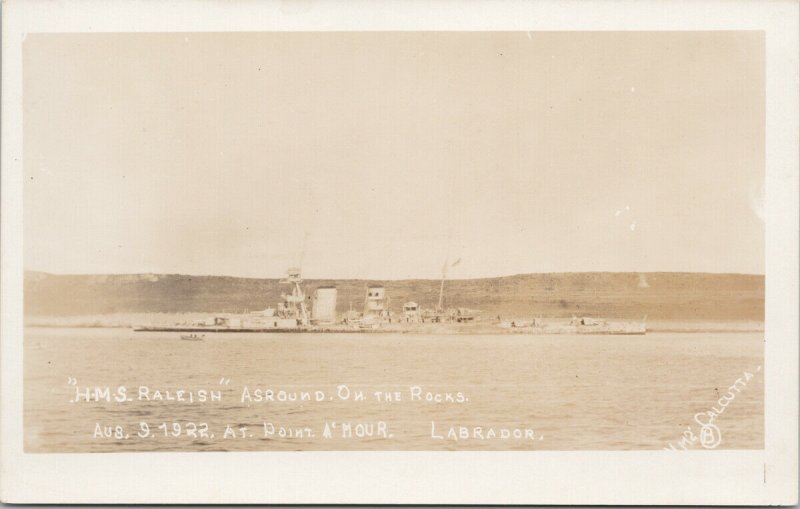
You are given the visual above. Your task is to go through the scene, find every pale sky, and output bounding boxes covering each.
[23,32,764,279]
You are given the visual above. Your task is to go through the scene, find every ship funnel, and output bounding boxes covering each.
[312,287,338,324]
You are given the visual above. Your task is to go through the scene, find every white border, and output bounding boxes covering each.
[2,0,798,504]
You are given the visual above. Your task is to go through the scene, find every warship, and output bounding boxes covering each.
[133,267,647,335]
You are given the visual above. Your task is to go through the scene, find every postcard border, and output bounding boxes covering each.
[2,0,797,504]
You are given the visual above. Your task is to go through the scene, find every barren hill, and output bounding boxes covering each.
[24,271,764,321]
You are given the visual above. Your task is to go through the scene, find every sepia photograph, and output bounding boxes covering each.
[2,0,798,505]
[22,29,766,453]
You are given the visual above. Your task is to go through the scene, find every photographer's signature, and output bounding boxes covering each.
[665,366,760,451]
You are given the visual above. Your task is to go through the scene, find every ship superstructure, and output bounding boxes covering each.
[363,285,389,319]
[278,267,309,326]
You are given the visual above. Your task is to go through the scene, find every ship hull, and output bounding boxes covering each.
[133,326,361,333]
[500,321,647,335]
[133,324,646,335]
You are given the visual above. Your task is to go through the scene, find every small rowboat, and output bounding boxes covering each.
[180,333,204,341]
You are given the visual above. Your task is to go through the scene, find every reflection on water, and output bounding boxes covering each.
[24,327,764,452]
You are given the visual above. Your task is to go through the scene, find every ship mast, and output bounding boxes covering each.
[437,257,460,313]
[437,259,447,313]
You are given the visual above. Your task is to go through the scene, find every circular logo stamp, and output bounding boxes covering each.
[699,422,722,449]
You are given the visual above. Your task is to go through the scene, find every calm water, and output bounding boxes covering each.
[24,327,764,452]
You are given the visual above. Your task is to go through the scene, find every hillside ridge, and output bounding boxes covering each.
[24,271,764,321]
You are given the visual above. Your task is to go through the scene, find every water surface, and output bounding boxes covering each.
[24,327,764,452]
